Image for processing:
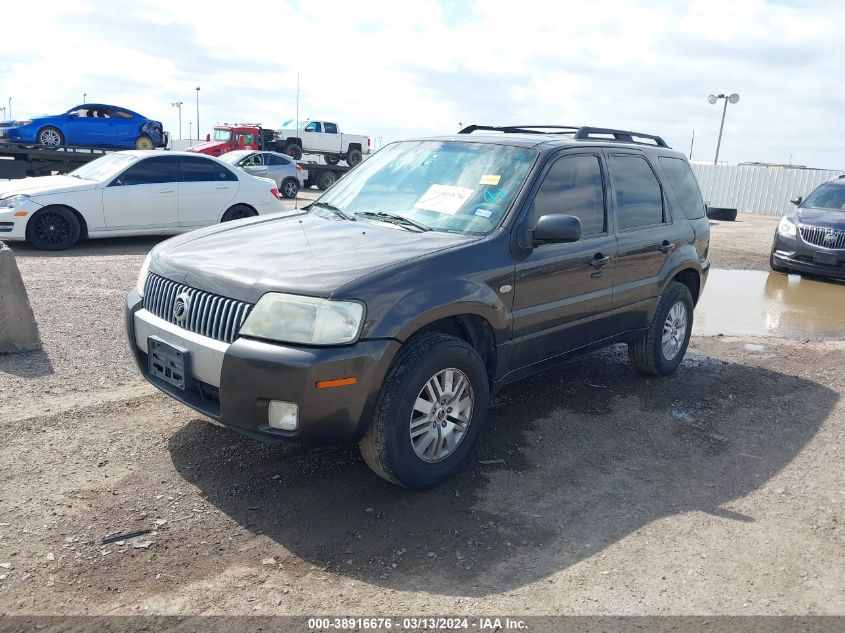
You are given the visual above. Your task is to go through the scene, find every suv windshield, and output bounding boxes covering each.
[802,183,845,212]
[315,140,537,235]
[213,129,232,142]
[70,153,139,181]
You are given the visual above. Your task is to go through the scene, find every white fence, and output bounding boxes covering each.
[691,164,844,217]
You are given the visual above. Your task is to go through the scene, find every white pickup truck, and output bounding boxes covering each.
[275,121,371,166]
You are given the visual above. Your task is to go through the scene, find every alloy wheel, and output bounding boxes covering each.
[409,368,474,463]
[662,301,688,360]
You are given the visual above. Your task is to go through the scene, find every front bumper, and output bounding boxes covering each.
[125,289,400,444]
[0,201,41,241]
[772,230,845,280]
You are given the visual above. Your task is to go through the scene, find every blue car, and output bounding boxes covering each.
[0,104,167,150]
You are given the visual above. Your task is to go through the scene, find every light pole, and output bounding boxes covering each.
[188,121,192,141]
[0,107,5,119]
[7,97,11,119]
[195,87,200,140]
[83,92,87,103]
[171,101,183,139]
[708,93,739,165]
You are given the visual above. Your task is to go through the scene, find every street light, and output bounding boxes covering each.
[7,97,11,119]
[83,92,87,103]
[0,107,5,120]
[171,101,183,140]
[708,92,739,165]
[195,87,200,141]
[188,121,192,141]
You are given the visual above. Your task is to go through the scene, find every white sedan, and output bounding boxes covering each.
[0,151,284,250]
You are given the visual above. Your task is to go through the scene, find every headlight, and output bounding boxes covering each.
[0,194,31,209]
[778,216,797,237]
[240,293,365,345]
[136,253,152,297]
[13,120,32,126]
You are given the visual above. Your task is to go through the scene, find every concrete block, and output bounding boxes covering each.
[0,241,41,353]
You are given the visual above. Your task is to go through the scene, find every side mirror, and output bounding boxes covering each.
[206,133,211,142]
[790,196,803,206]
[531,214,582,245]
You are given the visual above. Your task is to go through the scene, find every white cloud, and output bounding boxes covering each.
[1,0,842,167]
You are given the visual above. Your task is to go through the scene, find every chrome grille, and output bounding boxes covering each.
[800,225,845,249]
[143,272,252,344]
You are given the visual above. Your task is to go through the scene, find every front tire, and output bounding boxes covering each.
[26,206,80,250]
[280,178,299,199]
[38,126,64,148]
[221,204,257,222]
[135,135,154,150]
[628,281,694,376]
[359,333,489,489]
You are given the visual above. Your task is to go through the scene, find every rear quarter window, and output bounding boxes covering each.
[658,156,706,220]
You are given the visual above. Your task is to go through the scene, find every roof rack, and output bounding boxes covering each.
[458,124,669,148]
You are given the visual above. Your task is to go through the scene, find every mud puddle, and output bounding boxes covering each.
[693,269,845,339]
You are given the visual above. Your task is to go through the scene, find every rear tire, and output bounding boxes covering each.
[135,135,154,150]
[283,143,303,160]
[628,281,693,376]
[26,206,80,250]
[346,148,363,166]
[324,154,340,166]
[221,204,257,222]
[316,170,337,191]
[359,333,489,489]
[280,178,299,199]
[37,126,64,148]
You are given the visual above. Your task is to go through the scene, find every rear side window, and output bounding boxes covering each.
[324,122,338,134]
[608,155,664,230]
[269,154,290,166]
[532,154,606,236]
[112,156,178,186]
[181,156,237,182]
[110,108,134,120]
[659,156,706,219]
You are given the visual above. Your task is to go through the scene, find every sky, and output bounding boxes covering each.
[1,0,843,169]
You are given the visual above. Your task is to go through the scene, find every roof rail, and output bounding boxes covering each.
[459,124,669,148]
[573,126,668,147]
[459,125,580,135]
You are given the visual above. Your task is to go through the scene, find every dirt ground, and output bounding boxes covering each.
[0,212,843,617]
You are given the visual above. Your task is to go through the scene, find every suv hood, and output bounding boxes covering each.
[151,212,475,304]
[797,208,845,230]
[0,175,99,197]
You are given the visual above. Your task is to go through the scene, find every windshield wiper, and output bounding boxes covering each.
[355,211,431,232]
[310,201,355,221]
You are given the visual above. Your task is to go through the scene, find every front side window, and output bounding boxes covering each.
[241,153,263,167]
[659,156,705,219]
[609,155,664,231]
[304,122,319,132]
[180,156,237,182]
[213,129,232,142]
[802,183,845,212]
[112,156,178,186]
[532,154,606,236]
[315,140,537,235]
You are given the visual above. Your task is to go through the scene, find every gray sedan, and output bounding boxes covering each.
[219,150,303,198]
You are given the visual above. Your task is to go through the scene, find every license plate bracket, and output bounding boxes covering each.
[148,337,189,390]
[814,251,838,266]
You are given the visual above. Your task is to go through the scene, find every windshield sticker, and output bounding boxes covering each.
[483,187,508,206]
[479,174,501,186]
[473,207,494,218]
[414,184,475,215]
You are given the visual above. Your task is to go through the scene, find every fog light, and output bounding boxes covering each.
[268,400,298,431]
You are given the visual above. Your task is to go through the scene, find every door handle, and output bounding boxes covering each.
[216,185,230,190]
[590,253,611,268]
[159,188,174,193]
[658,240,675,254]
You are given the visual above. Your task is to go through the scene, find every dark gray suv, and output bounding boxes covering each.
[125,125,711,488]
